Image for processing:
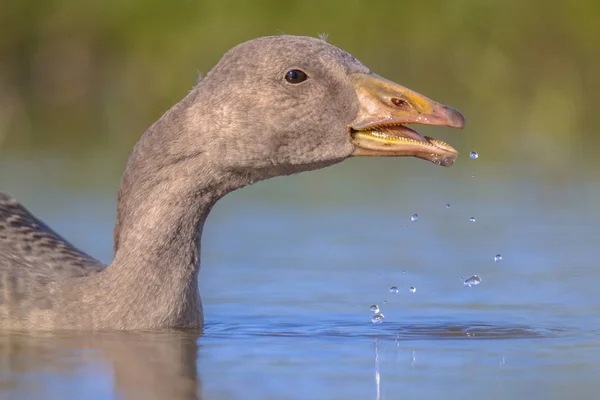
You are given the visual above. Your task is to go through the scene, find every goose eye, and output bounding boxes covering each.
[285,69,308,84]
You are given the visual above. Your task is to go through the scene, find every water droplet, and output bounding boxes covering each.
[370,304,380,313]
[446,204,451,209]
[383,300,387,304]
[402,269,406,274]
[441,157,453,167]
[371,313,385,324]
[469,217,476,223]
[471,174,476,178]
[411,213,419,222]
[389,286,399,294]
[494,254,503,262]
[409,286,416,293]
[469,151,479,159]
[463,275,481,287]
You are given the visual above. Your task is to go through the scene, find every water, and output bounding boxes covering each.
[2,160,600,399]
[470,217,476,222]
[389,286,398,294]
[411,213,419,222]
[409,286,417,293]
[495,254,503,262]
[370,304,380,313]
[463,275,482,287]
[470,151,479,159]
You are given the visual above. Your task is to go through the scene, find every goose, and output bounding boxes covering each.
[0,35,464,330]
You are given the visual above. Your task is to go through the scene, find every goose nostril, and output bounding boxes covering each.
[391,98,408,108]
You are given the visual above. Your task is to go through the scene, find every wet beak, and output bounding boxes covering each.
[349,73,465,167]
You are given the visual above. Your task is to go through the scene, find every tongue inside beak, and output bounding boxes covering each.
[350,124,459,167]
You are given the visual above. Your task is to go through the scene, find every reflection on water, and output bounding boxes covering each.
[374,340,380,400]
[0,322,593,399]
[0,331,201,400]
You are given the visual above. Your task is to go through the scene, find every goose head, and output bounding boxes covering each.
[191,35,464,180]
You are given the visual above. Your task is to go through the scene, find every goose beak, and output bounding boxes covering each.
[349,73,465,167]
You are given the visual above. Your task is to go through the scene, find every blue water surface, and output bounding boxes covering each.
[1,159,600,399]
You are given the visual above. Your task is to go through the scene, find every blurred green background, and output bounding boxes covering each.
[0,0,598,192]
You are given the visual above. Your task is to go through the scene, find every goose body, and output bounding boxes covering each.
[0,35,464,330]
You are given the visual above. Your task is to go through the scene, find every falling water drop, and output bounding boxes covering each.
[463,275,482,287]
[469,151,479,159]
[370,304,380,313]
[409,286,416,293]
[371,313,385,324]
[411,213,419,222]
[469,217,476,223]
[494,254,503,262]
[389,286,399,294]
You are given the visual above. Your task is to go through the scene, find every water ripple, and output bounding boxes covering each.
[203,320,571,340]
